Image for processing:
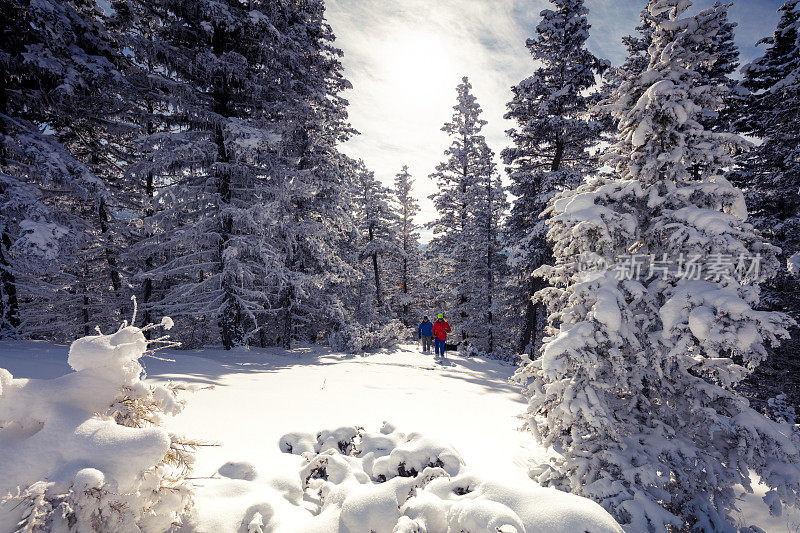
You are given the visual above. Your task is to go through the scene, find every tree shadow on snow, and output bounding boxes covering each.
[435,358,527,400]
[133,343,358,387]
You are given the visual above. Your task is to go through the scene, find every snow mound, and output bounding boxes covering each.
[789,252,800,278]
[0,322,194,531]
[198,422,621,532]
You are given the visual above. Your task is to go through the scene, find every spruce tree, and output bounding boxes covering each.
[353,160,399,316]
[115,0,285,349]
[517,1,800,530]
[267,0,357,348]
[0,0,132,340]
[429,77,496,349]
[115,0,355,348]
[732,0,800,414]
[462,169,508,354]
[502,0,607,355]
[392,165,422,326]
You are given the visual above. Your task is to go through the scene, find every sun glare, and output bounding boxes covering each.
[382,29,457,111]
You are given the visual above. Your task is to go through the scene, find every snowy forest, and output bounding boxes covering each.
[1,0,800,531]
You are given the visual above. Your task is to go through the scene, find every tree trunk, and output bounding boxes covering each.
[97,199,124,320]
[141,108,156,332]
[519,276,547,355]
[517,134,565,354]
[459,150,469,343]
[81,266,90,337]
[215,123,239,350]
[0,76,19,337]
[141,170,154,332]
[402,256,409,324]
[486,176,494,355]
[551,137,564,172]
[0,231,20,337]
[369,225,382,307]
[279,284,293,350]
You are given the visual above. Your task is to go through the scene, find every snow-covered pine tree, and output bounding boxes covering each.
[428,77,496,350]
[517,1,800,530]
[461,169,507,355]
[352,160,400,317]
[418,247,447,319]
[603,1,736,137]
[115,0,286,349]
[697,2,738,133]
[502,0,607,355]
[731,0,800,415]
[117,0,355,349]
[265,0,358,349]
[0,0,131,341]
[392,165,422,326]
[108,0,208,334]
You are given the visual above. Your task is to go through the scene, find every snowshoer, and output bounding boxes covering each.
[432,314,451,359]
[417,316,433,353]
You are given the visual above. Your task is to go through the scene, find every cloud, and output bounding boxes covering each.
[325,0,784,237]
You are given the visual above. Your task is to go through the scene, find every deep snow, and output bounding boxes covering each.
[0,340,796,532]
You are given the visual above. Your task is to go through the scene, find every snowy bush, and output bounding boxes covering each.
[789,253,800,279]
[329,320,407,353]
[458,344,521,365]
[0,317,195,531]
[275,422,622,532]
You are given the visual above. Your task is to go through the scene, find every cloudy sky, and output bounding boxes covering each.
[324,0,784,233]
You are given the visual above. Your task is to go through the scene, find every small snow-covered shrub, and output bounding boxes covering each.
[458,344,521,365]
[329,319,407,353]
[0,316,195,532]
[276,422,623,532]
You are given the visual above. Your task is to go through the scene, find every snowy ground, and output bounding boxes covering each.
[0,340,797,532]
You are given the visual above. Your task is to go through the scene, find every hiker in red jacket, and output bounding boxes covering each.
[432,313,451,359]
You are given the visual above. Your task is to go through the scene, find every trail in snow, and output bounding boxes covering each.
[142,344,543,486]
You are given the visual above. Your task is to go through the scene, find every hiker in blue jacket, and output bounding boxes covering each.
[417,316,433,353]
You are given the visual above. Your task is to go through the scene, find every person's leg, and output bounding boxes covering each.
[434,338,442,357]
[425,336,432,352]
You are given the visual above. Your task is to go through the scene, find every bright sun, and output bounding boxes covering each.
[382,29,458,111]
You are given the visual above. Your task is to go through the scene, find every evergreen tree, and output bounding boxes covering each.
[502,0,607,355]
[605,1,736,131]
[418,246,447,319]
[700,2,739,130]
[116,0,284,349]
[731,0,800,414]
[428,77,496,349]
[392,165,422,326]
[116,0,355,349]
[353,160,400,316]
[517,1,800,530]
[462,169,508,354]
[0,0,132,341]
[267,0,357,349]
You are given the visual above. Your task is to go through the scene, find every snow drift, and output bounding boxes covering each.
[0,319,194,531]
[190,422,623,532]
